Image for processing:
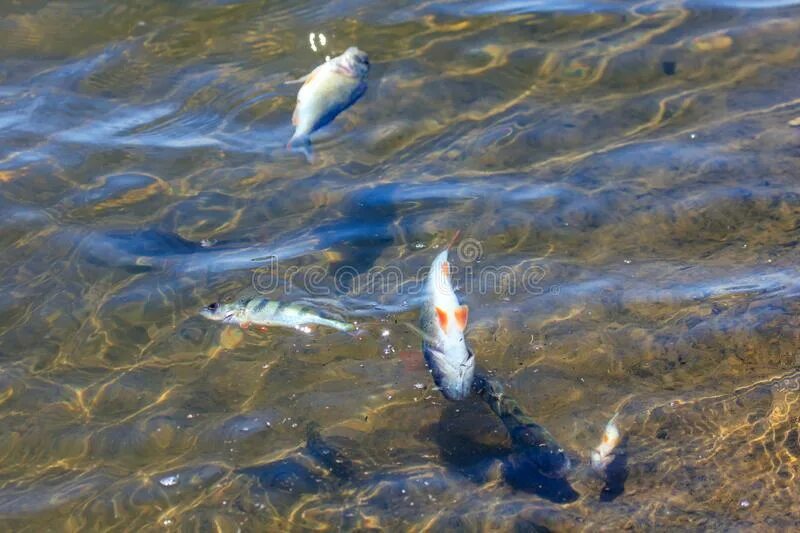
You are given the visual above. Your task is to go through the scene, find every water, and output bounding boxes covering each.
[1,0,800,529]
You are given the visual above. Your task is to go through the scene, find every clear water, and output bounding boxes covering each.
[1,0,800,530]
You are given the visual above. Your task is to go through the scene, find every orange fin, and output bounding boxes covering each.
[441,260,450,278]
[241,322,250,330]
[454,305,468,331]
[435,306,449,332]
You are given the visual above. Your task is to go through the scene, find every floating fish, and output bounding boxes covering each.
[591,416,621,473]
[287,47,369,151]
[201,297,354,333]
[419,249,475,400]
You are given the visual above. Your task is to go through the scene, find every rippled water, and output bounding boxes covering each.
[2,0,800,530]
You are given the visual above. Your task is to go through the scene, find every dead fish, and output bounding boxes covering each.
[472,372,572,479]
[201,297,354,333]
[591,416,621,473]
[287,47,369,150]
[420,249,475,400]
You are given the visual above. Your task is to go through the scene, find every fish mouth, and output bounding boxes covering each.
[335,63,357,77]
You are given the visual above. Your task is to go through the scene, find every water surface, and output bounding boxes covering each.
[1,0,800,530]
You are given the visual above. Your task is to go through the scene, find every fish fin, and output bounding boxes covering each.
[441,260,450,278]
[286,68,319,86]
[454,305,468,331]
[435,306,449,332]
[291,105,300,126]
[287,135,315,163]
[240,322,250,330]
[285,74,310,85]
[300,142,315,164]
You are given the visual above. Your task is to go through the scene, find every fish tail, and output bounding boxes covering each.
[307,315,355,332]
[287,131,310,148]
[326,319,356,332]
[287,134,314,163]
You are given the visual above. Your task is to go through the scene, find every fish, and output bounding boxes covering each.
[591,416,621,473]
[287,46,369,151]
[419,249,475,400]
[200,297,354,333]
[472,372,571,479]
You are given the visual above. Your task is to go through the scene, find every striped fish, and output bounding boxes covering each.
[201,297,354,332]
[472,372,571,479]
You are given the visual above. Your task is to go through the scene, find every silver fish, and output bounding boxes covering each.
[287,47,369,149]
[420,249,475,400]
[591,416,621,473]
[201,297,354,333]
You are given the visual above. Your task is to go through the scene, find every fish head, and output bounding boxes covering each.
[591,449,614,472]
[342,47,369,78]
[200,301,238,323]
[200,301,221,319]
[423,340,475,400]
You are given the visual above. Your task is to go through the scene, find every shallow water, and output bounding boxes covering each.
[1,0,800,530]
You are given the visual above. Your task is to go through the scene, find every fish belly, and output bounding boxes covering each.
[294,72,363,138]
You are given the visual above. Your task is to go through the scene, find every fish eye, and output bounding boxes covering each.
[207,302,219,311]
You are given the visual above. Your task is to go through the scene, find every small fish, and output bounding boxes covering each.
[201,297,354,333]
[472,372,571,479]
[420,249,475,400]
[591,417,621,472]
[287,47,370,150]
